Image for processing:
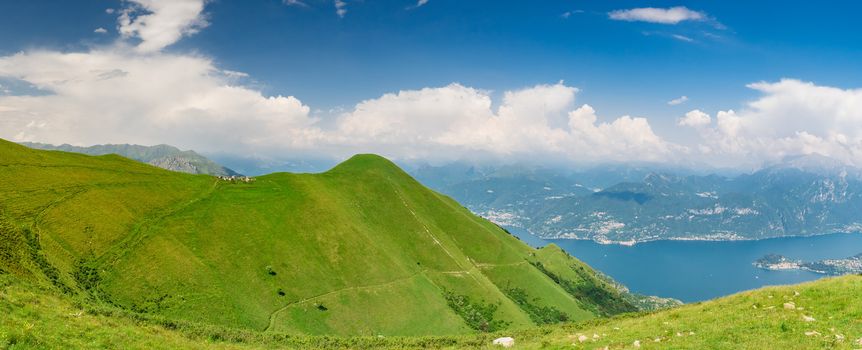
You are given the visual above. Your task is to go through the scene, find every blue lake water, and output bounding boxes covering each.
[505,227,862,302]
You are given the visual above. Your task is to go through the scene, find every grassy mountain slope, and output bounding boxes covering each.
[2,274,860,349]
[0,139,631,337]
[20,142,239,176]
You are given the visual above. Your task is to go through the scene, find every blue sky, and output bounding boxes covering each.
[2,1,862,167]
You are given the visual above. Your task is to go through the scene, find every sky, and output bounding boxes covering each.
[1,0,862,168]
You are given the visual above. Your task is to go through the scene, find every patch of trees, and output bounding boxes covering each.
[22,226,73,294]
[529,261,637,316]
[503,287,569,325]
[442,290,508,332]
[131,293,172,313]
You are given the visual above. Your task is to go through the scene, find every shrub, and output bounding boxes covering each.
[442,291,507,332]
[503,287,569,325]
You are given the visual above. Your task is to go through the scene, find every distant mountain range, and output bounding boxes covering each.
[20,142,240,176]
[413,154,862,244]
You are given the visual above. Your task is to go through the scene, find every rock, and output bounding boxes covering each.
[633,340,641,348]
[593,333,600,339]
[804,331,821,337]
[492,337,515,348]
[783,302,796,310]
[654,337,662,342]
[578,334,589,343]
[836,334,845,342]
[802,315,816,322]
[855,337,862,345]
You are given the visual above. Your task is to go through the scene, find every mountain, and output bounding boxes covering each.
[412,156,862,244]
[0,138,641,337]
[20,142,240,176]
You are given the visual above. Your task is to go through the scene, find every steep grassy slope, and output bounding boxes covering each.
[2,274,860,349]
[0,139,631,336]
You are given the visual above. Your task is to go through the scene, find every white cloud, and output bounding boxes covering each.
[0,50,318,154]
[94,27,108,34]
[671,34,694,42]
[331,83,675,162]
[118,0,209,53]
[678,109,711,127]
[416,0,429,7]
[334,0,347,18]
[283,0,309,7]
[683,79,862,166]
[609,6,705,24]
[668,95,689,105]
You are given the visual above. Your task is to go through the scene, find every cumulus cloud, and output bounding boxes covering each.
[682,79,862,166]
[678,109,711,127]
[668,95,689,105]
[94,27,108,34]
[0,50,318,154]
[118,0,209,53]
[331,83,675,162]
[609,6,705,24]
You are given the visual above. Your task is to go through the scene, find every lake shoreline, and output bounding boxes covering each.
[504,227,862,302]
[524,231,862,247]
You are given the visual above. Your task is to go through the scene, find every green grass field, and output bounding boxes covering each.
[3,273,861,349]
[0,139,637,337]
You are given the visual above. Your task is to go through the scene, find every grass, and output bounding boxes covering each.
[0,139,627,337]
[2,274,861,349]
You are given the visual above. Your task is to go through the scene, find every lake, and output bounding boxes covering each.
[505,227,862,302]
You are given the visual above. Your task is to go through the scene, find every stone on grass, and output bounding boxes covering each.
[492,337,515,348]
[633,340,641,348]
[802,315,816,322]
[783,302,796,310]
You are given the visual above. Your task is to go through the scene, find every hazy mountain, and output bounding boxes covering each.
[20,142,240,176]
[412,155,862,244]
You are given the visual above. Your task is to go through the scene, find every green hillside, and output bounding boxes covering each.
[2,273,860,349]
[0,139,636,337]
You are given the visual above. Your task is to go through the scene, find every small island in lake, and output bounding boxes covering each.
[754,253,862,275]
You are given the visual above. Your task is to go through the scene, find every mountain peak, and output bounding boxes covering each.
[329,153,402,173]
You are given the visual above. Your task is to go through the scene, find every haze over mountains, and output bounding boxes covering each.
[411,154,862,244]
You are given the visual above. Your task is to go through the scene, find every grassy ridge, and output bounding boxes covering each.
[0,139,631,336]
